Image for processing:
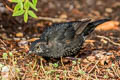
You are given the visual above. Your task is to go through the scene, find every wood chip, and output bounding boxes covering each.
[16,32,23,37]
[95,21,119,31]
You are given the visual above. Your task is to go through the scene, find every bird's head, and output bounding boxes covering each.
[28,39,49,56]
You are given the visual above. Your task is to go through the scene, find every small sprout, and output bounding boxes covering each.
[56,74,60,78]
[79,70,85,75]
[104,75,109,79]
[72,61,77,65]
[34,72,38,76]
[2,53,8,59]
[33,72,38,76]
[112,64,115,67]
[49,63,53,67]
[53,63,59,68]
[78,61,80,64]
[40,58,43,60]
[50,70,55,73]
[15,68,20,73]
[45,71,51,75]
[56,78,60,80]
[63,70,67,74]
[9,52,13,57]
[25,62,32,66]
[13,61,17,65]
[25,64,30,66]
[56,74,60,80]
[78,59,81,62]
[40,65,42,68]
[45,70,55,75]
[0,63,4,68]
[78,59,81,64]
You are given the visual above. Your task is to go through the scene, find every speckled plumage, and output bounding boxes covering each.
[28,19,110,58]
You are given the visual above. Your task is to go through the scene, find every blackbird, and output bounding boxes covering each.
[28,19,110,58]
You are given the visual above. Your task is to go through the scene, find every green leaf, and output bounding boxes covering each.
[20,2,24,10]
[12,10,24,16]
[24,11,28,23]
[32,0,37,7]
[28,1,38,11]
[22,0,24,2]
[28,10,37,18]
[11,0,19,3]
[13,3,21,12]
[18,0,22,2]
[24,0,30,10]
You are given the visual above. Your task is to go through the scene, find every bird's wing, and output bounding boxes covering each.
[55,19,91,41]
[40,19,91,43]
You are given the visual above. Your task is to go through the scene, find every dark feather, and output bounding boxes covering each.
[28,18,110,58]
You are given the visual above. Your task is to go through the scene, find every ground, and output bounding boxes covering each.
[0,0,120,80]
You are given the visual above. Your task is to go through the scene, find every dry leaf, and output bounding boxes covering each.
[105,8,113,13]
[59,13,67,19]
[83,59,89,63]
[101,38,108,44]
[95,21,119,31]
[16,32,23,37]
[72,9,81,15]
[36,22,44,28]
[108,72,114,78]
[87,56,96,62]
[99,59,105,66]
[8,0,12,2]
[85,40,96,43]
[27,38,39,42]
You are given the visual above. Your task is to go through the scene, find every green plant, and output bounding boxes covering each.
[9,52,13,57]
[53,63,59,68]
[103,75,109,79]
[2,53,8,59]
[12,0,38,23]
[72,61,77,65]
[0,63,4,69]
[79,69,86,75]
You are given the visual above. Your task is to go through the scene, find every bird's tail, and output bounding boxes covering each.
[81,18,111,36]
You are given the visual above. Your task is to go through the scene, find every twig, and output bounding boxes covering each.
[1,0,13,12]
[37,16,69,22]
[0,39,7,47]
[61,57,65,67]
[88,60,99,73]
[97,35,120,46]
[111,66,120,78]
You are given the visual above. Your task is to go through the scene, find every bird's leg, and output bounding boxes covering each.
[61,57,65,67]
